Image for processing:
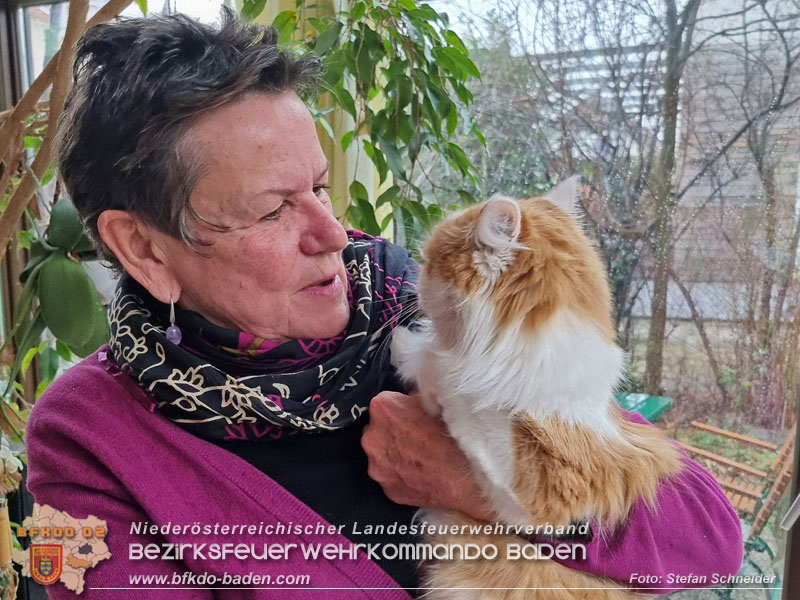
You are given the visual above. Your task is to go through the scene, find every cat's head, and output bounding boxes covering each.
[420,178,615,344]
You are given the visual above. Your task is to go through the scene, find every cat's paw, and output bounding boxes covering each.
[419,393,443,418]
[390,324,412,363]
[389,321,432,384]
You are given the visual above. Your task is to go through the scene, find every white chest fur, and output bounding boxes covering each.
[390,305,626,525]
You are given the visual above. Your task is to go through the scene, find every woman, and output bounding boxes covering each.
[25,10,742,599]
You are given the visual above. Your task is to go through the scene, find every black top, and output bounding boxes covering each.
[212,417,421,596]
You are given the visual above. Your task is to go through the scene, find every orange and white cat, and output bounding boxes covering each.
[390,180,683,599]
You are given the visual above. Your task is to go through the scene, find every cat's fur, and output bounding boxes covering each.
[391,180,683,599]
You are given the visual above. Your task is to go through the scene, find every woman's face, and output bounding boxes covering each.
[159,92,351,343]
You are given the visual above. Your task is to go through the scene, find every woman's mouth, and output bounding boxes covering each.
[302,273,344,298]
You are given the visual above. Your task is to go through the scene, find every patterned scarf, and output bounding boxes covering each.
[109,231,419,442]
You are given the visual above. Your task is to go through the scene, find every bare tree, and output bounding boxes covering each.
[670,0,800,425]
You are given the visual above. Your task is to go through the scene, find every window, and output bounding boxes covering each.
[428,1,799,597]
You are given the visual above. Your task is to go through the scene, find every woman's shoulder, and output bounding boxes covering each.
[25,346,179,495]
[25,347,155,496]
[28,346,152,436]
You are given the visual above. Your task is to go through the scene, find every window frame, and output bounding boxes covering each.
[0,1,799,599]
[785,432,799,599]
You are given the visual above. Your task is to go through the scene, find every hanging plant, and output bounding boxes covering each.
[1,198,108,411]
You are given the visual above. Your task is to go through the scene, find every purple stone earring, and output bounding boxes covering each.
[166,295,182,345]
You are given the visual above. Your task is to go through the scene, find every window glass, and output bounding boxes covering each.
[428,0,797,596]
[16,1,230,91]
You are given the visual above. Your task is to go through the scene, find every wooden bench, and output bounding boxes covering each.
[751,432,795,538]
[680,421,795,538]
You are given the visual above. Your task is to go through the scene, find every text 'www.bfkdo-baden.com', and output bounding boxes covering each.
[126,571,311,587]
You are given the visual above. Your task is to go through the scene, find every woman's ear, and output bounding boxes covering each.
[97,210,180,304]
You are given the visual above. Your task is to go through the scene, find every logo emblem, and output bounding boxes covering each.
[30,545,62,585]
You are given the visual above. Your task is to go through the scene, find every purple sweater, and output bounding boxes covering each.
[25,348,743,598]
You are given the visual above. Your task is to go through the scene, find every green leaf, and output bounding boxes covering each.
[390,75,412,112]
[432,47,480,79]
[421,95,441,135]
[350,2,366,20]
[314,22,342,55]
[3,310,45,398]
[376,185,400,208]
[408,6,439,21]
[406,199,430,225]
[427,204,445,221]
[35,380,49,399]
[134,0,147,15]
[446,104,458,136]
[3,258,45,354]
[377,136,406,181]
[397,119,416,146]
[354,29,376,87]
[450,79,474,104]
[272,10,297,45]
[345,204,363,233]
[362,140,388,183]
[322,50,346,86]
[73,233,95,254]
[47,197,84,251]
[347,181,381,235]
[241,0,267,20]
[55,340,72,362]
[21,240,55,286]
[307,17,324,33]
[457,190,477,205]
[346,202,380,237]
[20,346,37,376]
[39,347,59,381]
[40,164,55,186]
[355,197,381,235]
[38,254,102,348]
[349,180,369,203]
[16,230,33,251]
[473,125,487,148]
[23,136,41,153]
[341,130,355,152]
[69,302,109,358]
[444,30,468,54]
[330,84,357,119]
[380,212,394,232]
[316,115,335,140]
[446,142,471,175]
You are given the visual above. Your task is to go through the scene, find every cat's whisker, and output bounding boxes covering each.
[356,297,415,307]
[370,302,423,358]
[416,586,437,599]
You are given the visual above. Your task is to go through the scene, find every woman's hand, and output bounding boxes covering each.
[361,391,494,522]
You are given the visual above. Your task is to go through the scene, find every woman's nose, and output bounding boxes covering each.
[299,195,349,255]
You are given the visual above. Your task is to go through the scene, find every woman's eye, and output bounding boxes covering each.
[314,185,330,198]
[260,202,286,221]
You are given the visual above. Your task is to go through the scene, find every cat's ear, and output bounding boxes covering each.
[545,176,580,215]
[476,195,521,250]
